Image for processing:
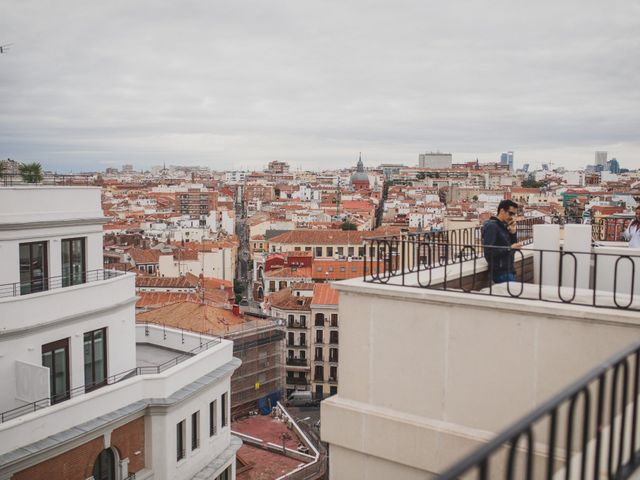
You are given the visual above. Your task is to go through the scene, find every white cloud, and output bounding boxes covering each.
[1,0,639,171]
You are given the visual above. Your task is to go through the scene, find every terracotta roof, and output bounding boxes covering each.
[129,248,161,265]
[312,283,339,306]
[311,259,364,281]
[136,292,199,309]
[268,229,367,245]
[135,276,198,289]
[268,288,312,311]
[263,266,313,279]
[136,301,244,334]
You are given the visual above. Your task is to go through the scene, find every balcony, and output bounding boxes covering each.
[0,324,234,457]
[438,342,640,479]
[0,269,125,299]
[287,341,307,348]
[286,358,308,367]
[0,270,135,333]
[321,223,640,478]
[287,322,308,330]
[362,224,640,312]
[286,377,309,386]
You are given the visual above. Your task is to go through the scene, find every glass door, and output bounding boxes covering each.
[19,241,48,294]
[42,338,70,404]
[61,237,86,287]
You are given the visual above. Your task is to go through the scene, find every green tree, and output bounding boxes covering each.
[416,172,426,180]
[341,221,357,231]
[19,162,43,183]
[472,195,479,202]
[521,179,545,189]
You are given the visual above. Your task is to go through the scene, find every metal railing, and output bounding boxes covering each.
[437,342,640,480]
[1,173,96,186]
[0,269,125,298]
[0,332,221,423]
[286,358,308,367]
[364,237,640,312]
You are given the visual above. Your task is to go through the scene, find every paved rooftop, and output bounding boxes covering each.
[135,343,189,368]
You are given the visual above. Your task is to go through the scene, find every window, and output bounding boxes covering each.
[330,366,338,381]
[61,237,86,287]
[358,247,365,257]
[300,349,306,360]
[315,347,323,361]
[294,246,301,251]
[93,449,115,480]
[288,314,294,327]
[215,466,232,480]
[337,247,344,256]
[42,338,69,404]
[209,400,217,436]
[315,313,325,326]
[84,328,107,391]
[305,246,312,251]
[330,331,339,344]
[352,266,357,272]
[300,333,306,346]
[340,266,346,272]
[348,247,354,257]
[315,365,324,382]
[330,348,339,363]
[331,314,338,327]
[326,247,333,257]
[191,411,200,450]
[269,281,276,291]
[315,247,322,257]
[316,330,323,343]
[316,266,323,272]
[328,266,334,272]
[177,420,186,461]
[221,392,228,427]
[300,315,306,326]
[288,332,294,346]
[19,241,48,294]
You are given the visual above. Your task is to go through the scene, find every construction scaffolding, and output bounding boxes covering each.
[224,317,285,419]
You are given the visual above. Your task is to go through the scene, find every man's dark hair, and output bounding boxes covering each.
[497,199,518,214]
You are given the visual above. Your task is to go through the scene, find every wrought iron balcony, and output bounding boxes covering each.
[286,358,308,367]
[437,342,640,480]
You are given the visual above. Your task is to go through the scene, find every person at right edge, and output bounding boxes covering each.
[622,205,640,248]
[482,199,523,283]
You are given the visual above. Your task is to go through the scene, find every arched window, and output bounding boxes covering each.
[93,448,115,480]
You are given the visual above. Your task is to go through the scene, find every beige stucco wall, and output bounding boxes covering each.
[322,279,640,479]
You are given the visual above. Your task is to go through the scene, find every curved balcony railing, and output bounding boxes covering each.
[0,269,125,298]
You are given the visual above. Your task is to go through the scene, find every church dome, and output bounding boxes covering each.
[350,154,369,185]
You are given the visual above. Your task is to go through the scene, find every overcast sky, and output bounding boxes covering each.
[1,1,639,172]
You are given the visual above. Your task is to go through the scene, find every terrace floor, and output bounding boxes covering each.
[135,343,188,368]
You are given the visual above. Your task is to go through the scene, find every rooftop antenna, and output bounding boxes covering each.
[0,44,13,54]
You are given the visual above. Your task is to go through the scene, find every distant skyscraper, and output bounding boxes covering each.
[522,163,529,173]
[500,151,514,171]
[607,158,621,174]
[122,164,134,174]
[595,151,607,167]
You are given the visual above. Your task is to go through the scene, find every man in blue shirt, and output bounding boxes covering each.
[482,200,523,283]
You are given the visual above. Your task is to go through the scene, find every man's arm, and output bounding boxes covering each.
[483,223,498,261]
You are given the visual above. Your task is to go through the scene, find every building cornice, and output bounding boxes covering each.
[0,216,110,231]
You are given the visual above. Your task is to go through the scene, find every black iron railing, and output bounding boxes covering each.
[0,332,221,423]
[364,237,640,311]
[437,342,640,480]
[1,173,96,186]
[286,358,308,366]
[0,269,125,298]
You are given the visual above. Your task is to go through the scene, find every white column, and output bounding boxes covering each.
[563,225,592,290]
[533,224,560,289]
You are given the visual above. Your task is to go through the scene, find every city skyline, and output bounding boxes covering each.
[1,1,639,172]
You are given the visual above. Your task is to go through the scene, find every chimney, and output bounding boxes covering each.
[232,304,240,316]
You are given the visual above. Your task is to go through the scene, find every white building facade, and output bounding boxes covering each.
[0,187,240,480]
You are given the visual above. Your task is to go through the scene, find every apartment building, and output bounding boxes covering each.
[268,230,368,258]
[268,286,313,396]
[0,187,240,480]
[310,284,339,399]
[175,188,218,223]
[321,223,640,478]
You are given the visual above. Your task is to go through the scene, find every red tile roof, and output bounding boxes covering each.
[311,259,364,281]
[312,283,339,305]
[268,229,367,245]
[129,248,161,265]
